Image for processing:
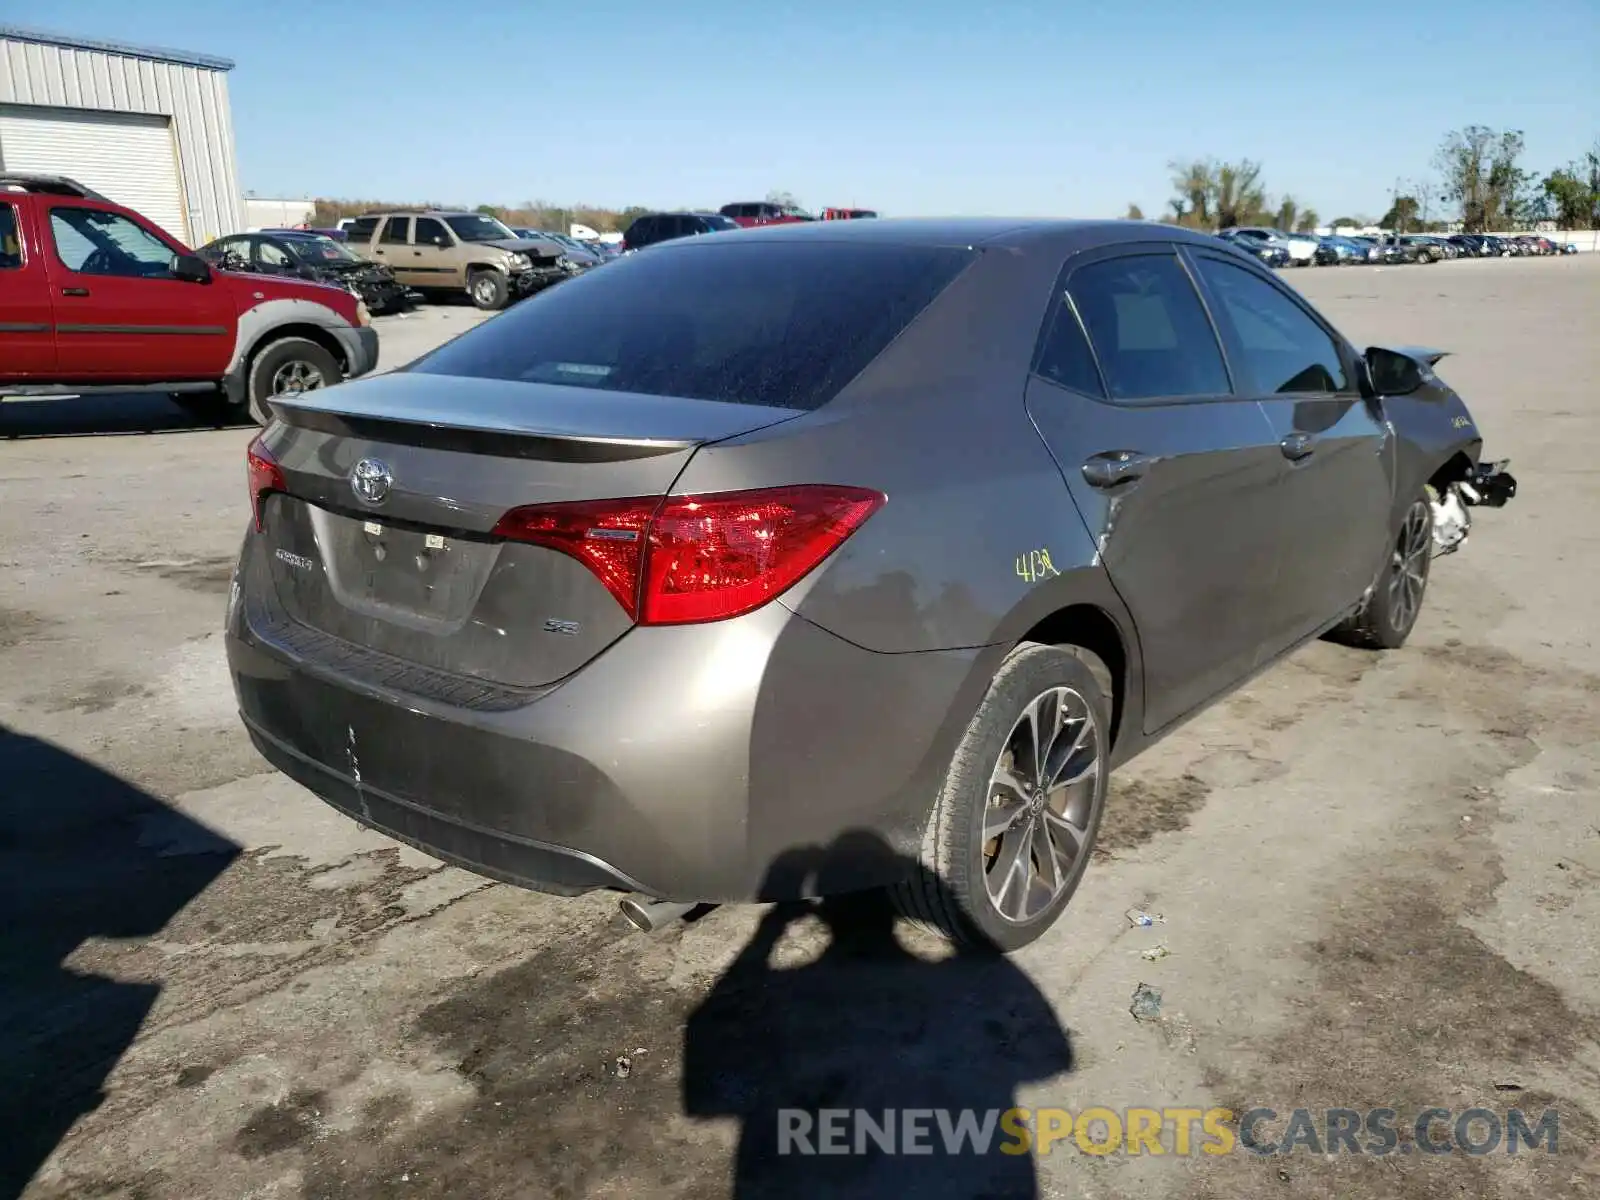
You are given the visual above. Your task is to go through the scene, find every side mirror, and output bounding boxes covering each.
[433,236,449,247]
[171,253,210,283]
[1365,347,1424,396]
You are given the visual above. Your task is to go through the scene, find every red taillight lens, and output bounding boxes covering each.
[246,434,287,532]
[491,485,885,625]
[491,496,659,619]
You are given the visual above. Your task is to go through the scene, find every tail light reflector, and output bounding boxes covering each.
[247,434,286,532]
[491,485,885,625]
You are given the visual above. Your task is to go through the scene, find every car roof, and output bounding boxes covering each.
[702,216,1233,255]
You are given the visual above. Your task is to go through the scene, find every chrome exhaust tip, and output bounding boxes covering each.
[618,894,698,933]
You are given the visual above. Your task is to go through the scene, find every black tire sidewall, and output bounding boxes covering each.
[927,643,1112,952]
[247,337,342,426]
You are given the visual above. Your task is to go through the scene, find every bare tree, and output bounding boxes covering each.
[1125,203,1145,220]
[1213,160,1266,228]
[1435,126,1527,231]
[765,189,801,209]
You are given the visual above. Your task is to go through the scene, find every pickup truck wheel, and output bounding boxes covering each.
[247,337,343,425]
[467,269,510,311]
[1330,494,1433,650]
[890,642,1111,952]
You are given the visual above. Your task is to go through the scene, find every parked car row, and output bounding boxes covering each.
[1218,225,1578,268]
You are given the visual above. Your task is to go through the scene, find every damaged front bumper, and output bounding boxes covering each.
[511,265,572,298]
[1430,459,1517,554]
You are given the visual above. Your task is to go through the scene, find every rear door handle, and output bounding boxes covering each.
[1281,432,1315,461]
[61,287,90,297]
[1082,450,1152,488]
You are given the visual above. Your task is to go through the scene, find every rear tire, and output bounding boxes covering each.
[246,337,343,426]
[890,642,1112,953]
[467,269,510,311]
[1328,492,1433,650]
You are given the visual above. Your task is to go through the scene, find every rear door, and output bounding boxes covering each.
[1023,244,1284,732]
[1186,249,1392,647]
[43,201,232,381]
[370,216,413,284]
[0,197,55,376]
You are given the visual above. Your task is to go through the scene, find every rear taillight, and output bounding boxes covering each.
[246,434,286,532]
[491,485,885,625]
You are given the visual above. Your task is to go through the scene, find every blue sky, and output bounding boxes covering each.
[9,1,1598,219]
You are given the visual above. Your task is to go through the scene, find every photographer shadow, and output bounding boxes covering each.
[0,726,238,1198]
[684,831,1074,1199]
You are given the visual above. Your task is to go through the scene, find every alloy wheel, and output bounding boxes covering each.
[982,686,1102,923]
[472,277,496,305]
[1387,503,1431,633]
[270,360,325,396]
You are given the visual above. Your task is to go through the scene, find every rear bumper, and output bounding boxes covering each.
[226,548,980,902]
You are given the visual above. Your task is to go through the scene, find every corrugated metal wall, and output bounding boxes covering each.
[0,35,243,244]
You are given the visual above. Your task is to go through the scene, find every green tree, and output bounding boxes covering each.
[1125,203,1145,220]
[474,203,501,216]
[1540,140,1600,228]
[1381,196,1421,232]
[1295,209,1320,233]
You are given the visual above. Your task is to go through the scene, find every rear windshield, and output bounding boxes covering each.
[411,240,976,410]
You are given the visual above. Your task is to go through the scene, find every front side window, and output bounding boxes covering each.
[287,235,361,264]
[1193,257,1349,394]
[444,214,514,243]
[414,217,450,246]
[50,207,176,278]
[0,204,21,269]
[257,241,295,269]
[413,240,976,411]
[380,216,411,245]
[1066,254,1230,400]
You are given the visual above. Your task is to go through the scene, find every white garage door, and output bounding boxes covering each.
[0,104,189,243]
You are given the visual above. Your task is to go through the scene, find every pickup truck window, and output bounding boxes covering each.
[49,208,176,279]
[380,217,411,246]
[0,204,20,269]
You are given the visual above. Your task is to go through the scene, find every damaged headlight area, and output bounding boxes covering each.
[1428,460,1517,555]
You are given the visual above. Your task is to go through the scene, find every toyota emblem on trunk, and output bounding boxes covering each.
[350,458,393,505]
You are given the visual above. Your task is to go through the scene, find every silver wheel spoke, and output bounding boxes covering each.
[990,822,1034,919]
[1041,807,1085,861]
[1032,819,1062,895]
[983,797,1027,840]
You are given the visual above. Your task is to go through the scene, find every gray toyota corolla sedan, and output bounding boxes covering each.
[227,218,1515,950]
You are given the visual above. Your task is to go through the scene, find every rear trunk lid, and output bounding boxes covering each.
[253,373,801,690]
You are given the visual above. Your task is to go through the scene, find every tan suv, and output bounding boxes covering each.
[345,210,571,310]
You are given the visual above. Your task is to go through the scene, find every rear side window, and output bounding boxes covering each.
[349,216,380,240]
[1034,298,1104,397]
[1066,254,1230,400]
[413,240,976,411]
[380,217,411,245]
[1192,257,1349,395]
[625,217,655,244]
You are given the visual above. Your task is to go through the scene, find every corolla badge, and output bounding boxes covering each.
[350,458,394,505]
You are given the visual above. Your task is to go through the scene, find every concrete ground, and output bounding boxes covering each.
[2,258,1596,1200]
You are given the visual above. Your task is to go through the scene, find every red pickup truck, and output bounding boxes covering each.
[0,174,378,425]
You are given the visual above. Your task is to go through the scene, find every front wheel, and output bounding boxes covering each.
[247,337,343,425]
[467,269,510,311]
[1328,493,1433,650]
[891,642,1112,952]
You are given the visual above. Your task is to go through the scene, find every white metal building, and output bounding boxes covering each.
[0,24,243,246]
